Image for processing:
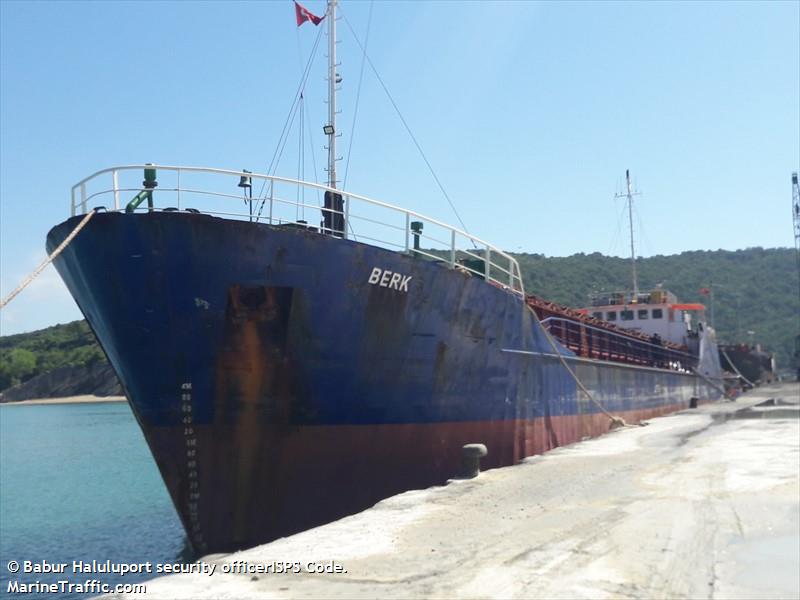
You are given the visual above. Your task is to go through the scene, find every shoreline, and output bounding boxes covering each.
[0,395,126,406]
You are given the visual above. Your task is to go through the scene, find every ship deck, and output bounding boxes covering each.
[110,382,799,600]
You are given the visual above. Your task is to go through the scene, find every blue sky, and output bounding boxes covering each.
[1,0,798,335]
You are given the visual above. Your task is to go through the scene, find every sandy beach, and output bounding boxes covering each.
[1,395,126,406]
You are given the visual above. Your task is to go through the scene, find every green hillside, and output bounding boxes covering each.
[1,247,797,391]
[0,321,104,390]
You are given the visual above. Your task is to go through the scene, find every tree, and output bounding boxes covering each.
[3,348,37,386]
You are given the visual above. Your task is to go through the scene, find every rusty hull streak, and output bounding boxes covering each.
[214,284,309,541]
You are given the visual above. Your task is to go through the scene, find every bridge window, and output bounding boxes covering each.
[652,309,663,319]
[638,309,649,319]
[621,310,634,321]
[606,311,617,321]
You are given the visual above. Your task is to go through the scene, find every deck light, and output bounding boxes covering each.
[323,124,335,135]
[143,164,158,189]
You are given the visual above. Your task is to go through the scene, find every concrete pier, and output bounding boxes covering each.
[112,383,799,599]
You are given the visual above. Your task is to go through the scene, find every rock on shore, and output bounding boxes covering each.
[0,362,122,403]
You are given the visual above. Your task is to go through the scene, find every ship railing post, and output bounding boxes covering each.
[450,230,456,268]
[268,181,274,225]
[112,169,120,210]
[177,168,182,210]
[404,213,410,253]
[343,194,350,240]
[70,187,76,216]
[509,257,514,287]
[485,246,492,282]
[80,183,87,214]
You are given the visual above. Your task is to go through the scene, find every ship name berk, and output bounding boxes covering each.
[367,267,412,292]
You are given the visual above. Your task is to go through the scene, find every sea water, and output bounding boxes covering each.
[0,401,185,599]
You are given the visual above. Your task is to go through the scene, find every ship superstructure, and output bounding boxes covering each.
[584,289,704,347]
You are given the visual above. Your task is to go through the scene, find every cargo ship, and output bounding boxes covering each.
[46,0,723,554]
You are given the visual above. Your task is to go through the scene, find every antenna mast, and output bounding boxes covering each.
[326,0,339,189]
[615,170,641,301]
[793,172,800,299]
[793,172,800,380]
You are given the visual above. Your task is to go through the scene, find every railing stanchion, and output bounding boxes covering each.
[177,169,181,209]
[343,195,350,240]
[71,188,76,217]
[404,213,410,253]
[112,170,120,210]
[268,182,274,225]
[450,230,456,268]
[485,246,491,282]
[509,257,513,287]
[80,184,87,214]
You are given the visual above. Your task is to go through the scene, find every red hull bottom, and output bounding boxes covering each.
[145,401,697,553]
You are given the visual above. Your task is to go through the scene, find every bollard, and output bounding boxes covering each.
[460,443,488,479]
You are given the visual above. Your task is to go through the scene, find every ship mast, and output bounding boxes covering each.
[616,169,641,301]
[792,172,799,304]
[626,170,637,299]
[326,0,338,189]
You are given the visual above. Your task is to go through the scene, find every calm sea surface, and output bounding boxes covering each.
[0,401,185,599]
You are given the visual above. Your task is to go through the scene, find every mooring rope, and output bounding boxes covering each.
[525,304,635,429]
[0,210,96,310]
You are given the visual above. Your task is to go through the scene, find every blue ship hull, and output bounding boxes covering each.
[47,211,721,553]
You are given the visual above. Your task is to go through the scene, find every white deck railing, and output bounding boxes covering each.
[70,164,525,296]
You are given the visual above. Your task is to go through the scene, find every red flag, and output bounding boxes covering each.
[699,287,710,296]
[295,1,324,26]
